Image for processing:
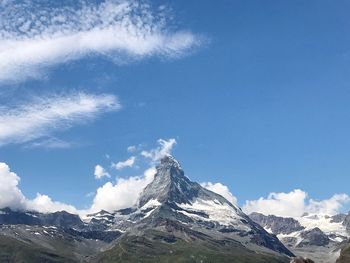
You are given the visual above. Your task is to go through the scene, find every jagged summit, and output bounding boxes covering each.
[159,155,182,170]
[138,155,238,211]
[138,155,194,207]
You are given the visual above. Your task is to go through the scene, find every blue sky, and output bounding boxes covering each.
[0,0,349,216]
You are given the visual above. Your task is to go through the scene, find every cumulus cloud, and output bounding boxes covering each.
[0,92,120,146]
[94,164,110,179]
[112,156,136,170]
[141,138,176,161]
[90,139,178,212]
[0,0,201,83]
[0,162,26,210]
[0,139,178,214]
[307,194,350,215]
[26,194,77,214]
[201,182,238,205]
[90,166,156,212]
[0,162,77,213]
[243,189,350,218]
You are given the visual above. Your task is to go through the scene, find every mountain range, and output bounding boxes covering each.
[0,156,348,262]
[250,208,350,262]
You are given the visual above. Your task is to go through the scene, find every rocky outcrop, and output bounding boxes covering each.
[290,257,315,263]
[250,212,305,235]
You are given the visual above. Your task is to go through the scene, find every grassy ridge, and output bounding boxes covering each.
[94,230,289,263]
[0,235,74,263]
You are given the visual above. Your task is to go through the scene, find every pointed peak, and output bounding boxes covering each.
[159,155,182,170]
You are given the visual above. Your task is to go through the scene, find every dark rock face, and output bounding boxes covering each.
[40,211,84,229]
[343,212,350,232]
[0,207,41,225]
[250,212,305,235]
[336,240,350,263]
[138,156,236,211]
[136,155,294,257]
[64,228,122,242]
[290,257,315,263]
[331,214,347,223]
[297,227,330,247]
[0,208,84,229]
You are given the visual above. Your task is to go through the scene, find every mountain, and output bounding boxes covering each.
[250,212,350,263]
[0,155,294,262]
[336,240,350,263]
[343,212,350,232]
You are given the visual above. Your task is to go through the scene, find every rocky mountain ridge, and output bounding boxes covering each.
[250,211,350,263]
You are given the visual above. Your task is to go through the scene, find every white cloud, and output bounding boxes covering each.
[127,145,137,153]
[94,164,110,179]
[90,166,156,212]
[112,156,136,170]
[141,138,176,161]
[0,162,77,213]
[201,182,238,205]
[243,189,350,218]
[0,92,120,146]
[26,194,77,214]
[0,162,26,210]
[24,137,72,149]
[0,0,201,83]
[307,194,350,216]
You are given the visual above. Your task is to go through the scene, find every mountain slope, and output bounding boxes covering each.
[0,235,74,263]
[94,155,293,262]
[94,229,288,263]
[336,240,350,263]
[250,212,350,263]
[0,155,293,262]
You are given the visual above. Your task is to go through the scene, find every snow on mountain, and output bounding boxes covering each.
[297,213,349,240]
[250,212,350,263]
[177,199,250,231]
[0,155,294,261]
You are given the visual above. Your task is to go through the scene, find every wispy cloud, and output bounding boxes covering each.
[0,0,202,83]
[24,137,72,150]
[127,145,137,153]
[141,138,176,161]
[0,92,120,146]
[112,156,136,170]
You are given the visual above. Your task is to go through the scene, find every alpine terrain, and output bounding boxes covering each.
[0,156,294,262]
[250,211,350,263]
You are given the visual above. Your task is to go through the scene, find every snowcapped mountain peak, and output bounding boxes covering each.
[159,155,182,170]
[138,155,194,207]
[0,156,295,260]
[137,156,253,228]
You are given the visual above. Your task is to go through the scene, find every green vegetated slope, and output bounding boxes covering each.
[0,230,290,263]
[94,230,289,263]
[0,235,74,263]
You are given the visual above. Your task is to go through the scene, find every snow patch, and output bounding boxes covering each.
[178,199,249,229]
[297,214,349,237]
[141,199,161,210]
